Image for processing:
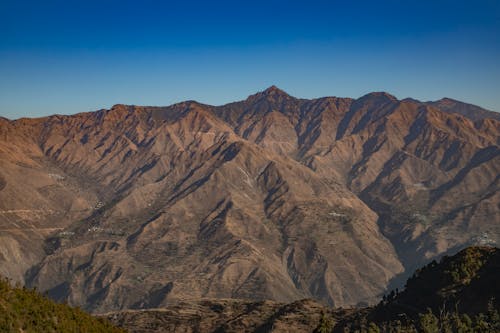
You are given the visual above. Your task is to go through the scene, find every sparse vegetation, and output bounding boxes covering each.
[333,306,500,333]
[314,312,334,333]
[0,277,124,333]
[444,247,486,284]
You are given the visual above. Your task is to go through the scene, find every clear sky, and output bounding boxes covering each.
[1,0,499,119]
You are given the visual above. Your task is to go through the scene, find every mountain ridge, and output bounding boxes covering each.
[4,87,498,122]
[0,86,498,313]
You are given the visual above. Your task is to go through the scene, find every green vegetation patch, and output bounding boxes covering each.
[0,277,125,333]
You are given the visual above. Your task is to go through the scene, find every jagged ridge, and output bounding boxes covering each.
[0,87,498,313]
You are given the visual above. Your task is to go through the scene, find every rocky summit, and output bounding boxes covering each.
[0,87,498,313]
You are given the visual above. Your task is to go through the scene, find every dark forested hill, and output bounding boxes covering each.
[338,246,500,332]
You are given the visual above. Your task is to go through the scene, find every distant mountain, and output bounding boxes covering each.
[427,97,500,121]
[0,87,498,313]
[0,276,123,332]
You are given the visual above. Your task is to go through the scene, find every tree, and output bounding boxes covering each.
[419,309,439,333]
[367,322,381,333]
[314,312,334,333]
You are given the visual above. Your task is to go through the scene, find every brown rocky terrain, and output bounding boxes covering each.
[0,87,498,313]
[103,298,332,333]
[427,97,500,121]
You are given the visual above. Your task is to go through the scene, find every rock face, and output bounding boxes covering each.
[0,87,499,313]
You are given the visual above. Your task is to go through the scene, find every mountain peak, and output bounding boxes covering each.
[427,98,500,121]
[264,85,282,92]
[244,86,293,103]
[360,91,398,101]
[435,97,459,105]
[110,104,134,112]
[261,85,290,97]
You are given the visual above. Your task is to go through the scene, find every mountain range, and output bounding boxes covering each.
[0,86,498,313]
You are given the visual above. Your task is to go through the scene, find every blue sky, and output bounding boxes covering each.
[1,0,499,119]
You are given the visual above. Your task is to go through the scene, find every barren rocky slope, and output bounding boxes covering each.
[0,87,498,313]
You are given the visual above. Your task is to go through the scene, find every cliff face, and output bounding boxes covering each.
[0,87,498,312]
